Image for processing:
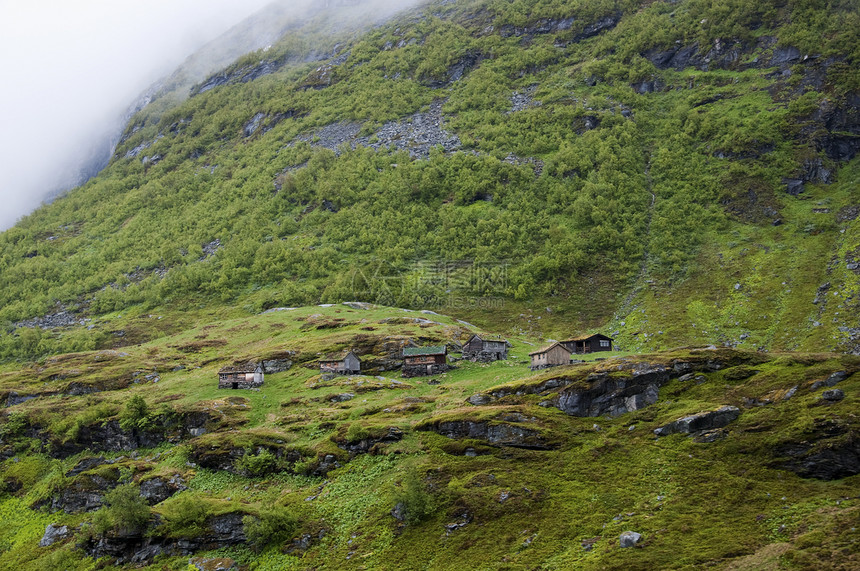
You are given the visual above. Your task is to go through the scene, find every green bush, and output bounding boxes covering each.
[234,448,280,477]
[242,508,298,549]
[91,483,150,535]
[160,493,211,538]
[119,395,152,431]
[392,471,435,524]
[0,411,28,440]
[346,423,370,443]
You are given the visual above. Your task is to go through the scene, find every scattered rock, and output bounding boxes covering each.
[654,406,740,437]
[812,282,831,305]
[39,524,70,547]
[140,475,186,505]
[509,85,541,113]
[813,371,849,390]
[391,502,407,522]
[821,389,845,402]
[295,99,461,160]
[619,531,642,548]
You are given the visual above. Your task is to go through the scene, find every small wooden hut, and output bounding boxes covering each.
[320,350,361,375]
[218,363,264,389]
[403,346,448,377]
[560,334,614,354]
[528,342,572,371]
[462,334,510,362]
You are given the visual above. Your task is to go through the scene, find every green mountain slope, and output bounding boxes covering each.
[0,3,859,566]
[1,0,858,361]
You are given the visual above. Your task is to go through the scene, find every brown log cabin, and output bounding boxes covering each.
[560,334,614,354]
[319,350,361,375]
[462,334,510,362]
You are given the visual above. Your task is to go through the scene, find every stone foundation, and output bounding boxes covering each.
[403,364,449,378]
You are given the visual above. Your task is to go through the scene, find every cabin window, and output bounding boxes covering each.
[600,340,610,347]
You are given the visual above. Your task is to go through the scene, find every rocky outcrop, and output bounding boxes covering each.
[777,421,860,480]
[194,61,281,95]
[570,14,621,43]
[653,406,741,437]
[498,13,620,45]
[140,475,186,505]
[46,411,212,458]
[469,350,760,418]
[418,415,552,449]
[337,426,403,456]
[557,368,666,417]
[476,376,578,405]
[295,99,461,160]
[189,442,301,474]
[644,36,780,73]
[423,51,486,88]
[5,391,38,407]
[84,512,247,565]
[499,17,575,39]
[262,357,293,373]
[40,468,121,513]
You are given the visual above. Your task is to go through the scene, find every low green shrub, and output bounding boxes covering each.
[346,423,370,443]
[119,395,153,431]
[91,483,150,535]
[160,493,211,538]
[243,508,298,549]
[392,470,435,524]
[234,448,280,477]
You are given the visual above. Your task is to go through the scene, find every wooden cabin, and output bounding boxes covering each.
[320,350,361,375]
[462,334,510,362]
[560,334,614,354]
[403,345,448,377]
[218,363,264,389]
[528,342,572,371]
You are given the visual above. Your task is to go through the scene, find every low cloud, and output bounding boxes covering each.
[0,0,427,232]
[0,0,286,231]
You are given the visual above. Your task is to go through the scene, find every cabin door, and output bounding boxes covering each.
[231,382,238,389]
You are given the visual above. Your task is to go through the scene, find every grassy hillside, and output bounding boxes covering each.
[0,2,859,566]
[0,0,857,363]
[0,303,857,569]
